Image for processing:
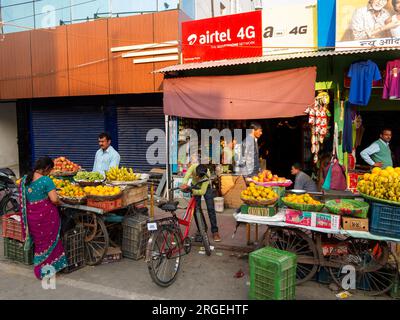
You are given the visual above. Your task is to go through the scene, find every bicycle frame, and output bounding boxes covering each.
[147,195,201,262]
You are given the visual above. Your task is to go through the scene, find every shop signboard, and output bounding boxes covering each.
[262,2,318,55]
[181,11,263,63]
[336,0,400,49]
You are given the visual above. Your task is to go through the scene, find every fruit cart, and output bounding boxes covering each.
[60,193,147,266]
[235,210,400,296]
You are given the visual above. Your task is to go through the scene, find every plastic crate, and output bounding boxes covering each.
[122,214,150,260]
[249,247,297,300]
[369,202,400,238]
[62,224,85,273]
[2,213,24,242]
[3,238,33,265]
[87,198,122,212]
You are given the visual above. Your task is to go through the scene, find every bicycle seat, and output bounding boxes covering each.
[159,201,179,212]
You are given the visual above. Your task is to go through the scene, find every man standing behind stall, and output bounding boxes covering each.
[240,122,263,176]
[93,132,120,175]
[360,128,393,169]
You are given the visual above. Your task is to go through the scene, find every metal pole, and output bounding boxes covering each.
[165,115,171,200]
[211,0,214,17]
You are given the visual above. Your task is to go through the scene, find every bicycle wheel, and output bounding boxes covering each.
[195,209,211,256]
[147,226,183,287]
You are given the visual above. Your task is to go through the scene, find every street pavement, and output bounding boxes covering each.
[0,237,392,300]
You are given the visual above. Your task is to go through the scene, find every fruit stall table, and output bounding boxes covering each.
[234,210,400,296]
[59,182,148,266]
[60,188,148,266]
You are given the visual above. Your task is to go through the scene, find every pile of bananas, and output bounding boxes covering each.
[106,166,140,181]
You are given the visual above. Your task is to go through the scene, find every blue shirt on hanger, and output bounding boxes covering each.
[348,60,381,106]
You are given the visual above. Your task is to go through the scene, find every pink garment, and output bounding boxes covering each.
[383,59,400,99]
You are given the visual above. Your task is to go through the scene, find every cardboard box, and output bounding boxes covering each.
[241,204,277,217]
[220,175,246,208]
[284,209,341,232]
[342,217,369,231]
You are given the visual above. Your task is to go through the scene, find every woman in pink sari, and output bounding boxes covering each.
[20,157,67,279]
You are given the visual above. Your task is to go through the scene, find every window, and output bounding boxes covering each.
[70,0,109,23]
[1,1,34,33]
[34,0,71,28]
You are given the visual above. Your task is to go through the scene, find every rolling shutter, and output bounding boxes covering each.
[117,106,165,172]
[30,105,105,170]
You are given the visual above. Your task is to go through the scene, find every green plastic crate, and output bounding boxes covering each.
[240,204,277,216]
[3,238,34,265]
[249,247,297,300]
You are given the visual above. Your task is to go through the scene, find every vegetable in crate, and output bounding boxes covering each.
[74,171,104,182]
[106,166,140,181]
[241,183,278,201]
[357,166,400,203]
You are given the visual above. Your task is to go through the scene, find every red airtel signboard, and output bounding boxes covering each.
[182,11,262,63]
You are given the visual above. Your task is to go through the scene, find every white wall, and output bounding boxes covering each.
[0,103,19,177]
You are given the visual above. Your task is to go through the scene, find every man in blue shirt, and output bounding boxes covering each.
[93,132,120,175]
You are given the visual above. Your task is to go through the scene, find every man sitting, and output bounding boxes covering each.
[291,163,318,192]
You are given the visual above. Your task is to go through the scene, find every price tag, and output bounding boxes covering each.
[147,222,158,231]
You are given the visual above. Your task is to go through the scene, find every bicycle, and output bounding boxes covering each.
[145,178,212,287]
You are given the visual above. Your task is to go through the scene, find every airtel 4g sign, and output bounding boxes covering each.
[182,11,262,63]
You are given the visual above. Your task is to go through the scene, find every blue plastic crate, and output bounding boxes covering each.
[369,202,400,239]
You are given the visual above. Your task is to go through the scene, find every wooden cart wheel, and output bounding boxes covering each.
[75,212,109,266]
[328,239,397,296]
[263,227,318,284]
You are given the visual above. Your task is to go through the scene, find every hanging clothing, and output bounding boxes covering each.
[382,59,400,100]
[348,60,381,106]
[342,101,355,153]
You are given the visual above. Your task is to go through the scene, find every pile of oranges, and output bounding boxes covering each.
[84,185,121,197]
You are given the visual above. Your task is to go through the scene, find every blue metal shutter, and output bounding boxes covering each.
[30,106,105,170]
[117,106,165,172]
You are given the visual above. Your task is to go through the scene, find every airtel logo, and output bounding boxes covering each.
[186,27,255,45]
[187,34,197,45]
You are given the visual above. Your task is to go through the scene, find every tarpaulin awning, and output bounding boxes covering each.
[163,66,317,120]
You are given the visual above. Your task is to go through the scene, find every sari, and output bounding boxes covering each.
[19,176,68,279]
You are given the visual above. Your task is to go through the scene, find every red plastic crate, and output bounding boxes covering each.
[2,213,24,242]
[87,198,122,212]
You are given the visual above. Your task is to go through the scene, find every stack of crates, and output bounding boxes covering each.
[2,213,33,265]
[62,224,85,273]
[249,247,297,300]
[121,214,150,260]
